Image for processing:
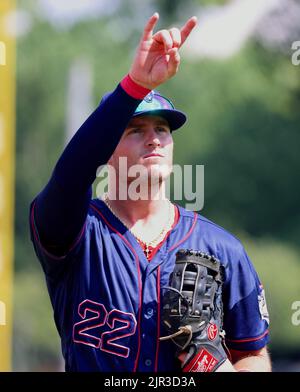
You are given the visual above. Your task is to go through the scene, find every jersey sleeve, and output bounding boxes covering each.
[222,243,270,351]
[29,199,87,282]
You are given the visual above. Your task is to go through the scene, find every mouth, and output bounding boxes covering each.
[143,153,164,159]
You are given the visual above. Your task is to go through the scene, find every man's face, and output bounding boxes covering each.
[108,115,174,187]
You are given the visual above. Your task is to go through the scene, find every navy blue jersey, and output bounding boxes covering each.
[30,199,269,372]
[29,78,269,372]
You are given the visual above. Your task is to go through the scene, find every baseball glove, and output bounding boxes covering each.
[160,249,228,372]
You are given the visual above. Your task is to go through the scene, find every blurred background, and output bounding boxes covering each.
[1,0,300,371]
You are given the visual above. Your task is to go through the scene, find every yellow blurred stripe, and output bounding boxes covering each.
[0,0,16,371]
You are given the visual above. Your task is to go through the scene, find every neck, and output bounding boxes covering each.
[102,191,175,247]
[106,181,168,225]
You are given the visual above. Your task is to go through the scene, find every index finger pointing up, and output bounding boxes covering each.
[142,12,160,41]
[180,16,198,47]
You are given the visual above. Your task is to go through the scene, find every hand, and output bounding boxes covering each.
[129,12,197,90]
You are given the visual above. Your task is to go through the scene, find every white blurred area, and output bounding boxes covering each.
[2,9,32,37]
[66,59,93,143]
[184,0,282,59]
[38,0,121,27]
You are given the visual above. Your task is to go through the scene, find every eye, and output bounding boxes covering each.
[128,128,142,134]
[156,126,170,133]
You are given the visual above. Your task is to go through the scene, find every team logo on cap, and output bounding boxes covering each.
[144,91,154,103]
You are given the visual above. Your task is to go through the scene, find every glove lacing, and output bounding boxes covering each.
[159,286,206,350]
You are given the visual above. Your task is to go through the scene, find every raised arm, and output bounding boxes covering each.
[31,13,197,256]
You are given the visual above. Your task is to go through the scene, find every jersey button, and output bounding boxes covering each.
[145,359,152,367]
[145,308,154,318]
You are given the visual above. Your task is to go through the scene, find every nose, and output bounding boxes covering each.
[145,128,161,147]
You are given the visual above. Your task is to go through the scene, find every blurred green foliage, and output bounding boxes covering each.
[13,0,300,370]
[154,0,227,22]
[13,269,62,371]
[242,237,300,356]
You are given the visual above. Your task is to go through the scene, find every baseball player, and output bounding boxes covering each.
[29,13,271,372]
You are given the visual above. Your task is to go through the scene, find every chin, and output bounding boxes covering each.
[149,164,172,183]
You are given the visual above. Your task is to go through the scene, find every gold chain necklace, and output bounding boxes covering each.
[102,193,175,257]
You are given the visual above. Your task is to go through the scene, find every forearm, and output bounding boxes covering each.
[233,355,272,372]
[231,347,272,372]
[215,347,271,372]
[54,83,144,193]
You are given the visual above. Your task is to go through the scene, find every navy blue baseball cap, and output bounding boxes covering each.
[132,91,187,131]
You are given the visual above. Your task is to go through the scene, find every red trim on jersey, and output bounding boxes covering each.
[90,204,143,372]
[120,74,151,99]
[30,201,86,260]
[154,266,161,372]
[226,329,269,343]
[168,211,198,252]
